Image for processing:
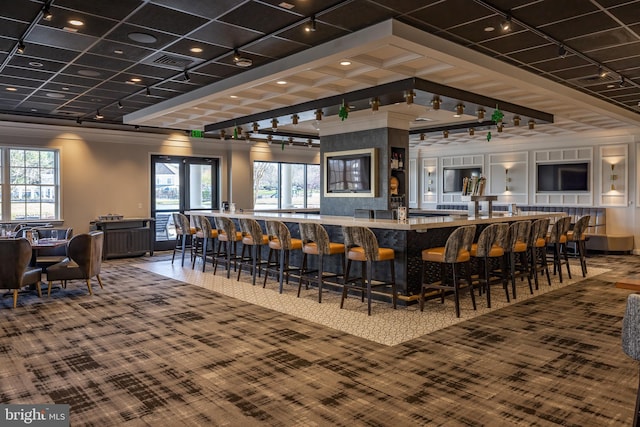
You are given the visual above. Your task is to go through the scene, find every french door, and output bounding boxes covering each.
[151,155,219,251]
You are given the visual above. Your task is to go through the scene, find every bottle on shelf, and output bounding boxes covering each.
[398,153,404,170]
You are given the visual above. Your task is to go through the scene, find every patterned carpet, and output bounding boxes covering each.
[0,251,638,426]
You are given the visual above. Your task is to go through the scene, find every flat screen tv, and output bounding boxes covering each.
[323,148,376,197]
[537,162,589,192]
[443,167,482,193]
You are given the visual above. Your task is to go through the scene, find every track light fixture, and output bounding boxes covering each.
[558,44,567,59]
[370,97,380,112]
[291,114,299,126]
[42,4,53,21]
[598,66,607,78]
[513,115,520,126]
[271,118,278,131]
[528,119,535,130]
[76,117,82,125]
[305,16,316,32]
[619,76,625,87]
[245,132,251,143]
[95,110,103,119]
[219,129,226,140]
[145,86,151,96]
[443,130,449,138]
[17,40,25,54]
[307,139,313,148]
[315,109,323,121]
[288,137,293,146]
[232,49,252,67]
[183,70,190,82]
[477,107,485,122]
[468,128,475,136]
[420,133,425,141]
[497,124,503,133]
[431,96,441,110]
[252,122,259,133]
[117,100,123,109]
[454,103,464,117]
[267,134,273,144]
[500,14,512,31]
[405,90,415,105]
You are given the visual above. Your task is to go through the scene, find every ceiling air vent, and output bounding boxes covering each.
[152,54,193,69]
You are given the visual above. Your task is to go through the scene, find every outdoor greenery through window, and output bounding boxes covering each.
[253,161,320,210]
[6,148,59,221]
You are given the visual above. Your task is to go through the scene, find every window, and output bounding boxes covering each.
[253,161,319,210]
[5,148,59,221]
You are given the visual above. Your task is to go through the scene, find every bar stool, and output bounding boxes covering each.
[298,222,345,303]
[341,226,397,316]
[546,216,572,283]
[566,215,590,277]
[505,220,533,299]
[171,212,196,267]
[263,220,303,293]
[528,217,551,289]
[470,223,509,308]
[190,215,218,272]
[237,218,269,286]
[420,225,476,318]
[213,216,242,278]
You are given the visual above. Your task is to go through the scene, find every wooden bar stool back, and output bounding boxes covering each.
[213,216,242,278]
[546,216,572,283]
[237,218,269,285]
[341,226,397,316]
[506,220,533,299]
[470,223,509,308]
[190,215,218,272]
[567,215,591,277]
[298,222,345,303]
[171,212,196,267]
[420,225,476,318]
[528,217,551,289]
[263,220,303,293]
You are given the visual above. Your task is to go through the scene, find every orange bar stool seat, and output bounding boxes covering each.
[213,216,242,278]
[237,218,269,286]
[263,220,303,293]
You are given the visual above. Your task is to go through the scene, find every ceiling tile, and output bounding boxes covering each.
[218,1,300,34]
[38,10,119,38]
[480,31,550,54]
[408,0,493,29]
[127,3,209,36]
[564,27,639,52]
[192,62,242,79]
[319,0,394,30]
[541,12,618,41]
[0,18,30,40]
[104,23,179,50]
[26,26,97,52]
[189,21,260,49]
[513,0,599,27]
[150,0,247,20]
[53,0,144,21]
[7,55,67,73]
[610,2,640,24]
[87,40,154,63]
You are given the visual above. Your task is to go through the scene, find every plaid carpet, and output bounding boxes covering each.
[0,252,638,426]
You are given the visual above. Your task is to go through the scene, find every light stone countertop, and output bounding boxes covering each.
[185,210,561,232]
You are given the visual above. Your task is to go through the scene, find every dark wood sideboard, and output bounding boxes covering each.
[91,218,155,259]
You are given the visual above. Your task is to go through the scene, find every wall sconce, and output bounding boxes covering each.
[505,168,511,192]
[528,119,535,130]
[431,96,441,110]
[427,171,433,192]
[611,163,617,191]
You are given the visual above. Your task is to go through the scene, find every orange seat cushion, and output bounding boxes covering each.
[303,241,345,255]
[533,237,546,247]
[512,241,527,253]
[242,234,269,245]
[196,229,218,239]
[268,237,302,250]
[347,246,394,261]
[422,246,470,263]
[470,243,504,258]
[218,231,242,242]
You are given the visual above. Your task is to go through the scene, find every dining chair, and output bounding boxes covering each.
[46,231,104,296]
[0,238,42,308]
[566,215,591,277]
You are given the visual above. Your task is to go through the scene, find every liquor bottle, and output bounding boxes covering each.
[398,153,403,170]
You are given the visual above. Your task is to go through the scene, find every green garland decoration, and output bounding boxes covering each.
[491,105,504,124]
[338,99,349,121]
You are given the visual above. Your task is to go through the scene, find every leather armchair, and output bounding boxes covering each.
[46,231,104,296]
[0,238,42,308]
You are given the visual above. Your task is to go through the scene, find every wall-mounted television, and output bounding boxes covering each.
[537,162,589,192]
[323,148,376,197]
[443,167,482,193]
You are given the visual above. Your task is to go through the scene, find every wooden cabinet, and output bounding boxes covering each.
[91,218,155,259]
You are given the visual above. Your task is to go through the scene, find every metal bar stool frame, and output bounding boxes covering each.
[213,216,243,278]
[263,220,303,294]
[237,218,269,286]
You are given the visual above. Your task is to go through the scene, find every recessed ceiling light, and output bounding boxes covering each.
[31,108,38,112]
[340,60,351,66]
[28,61,43,67]
[484,26,495,32]
[229,95,238,98]
[190,47,203,53]
[607,84,616,89]
[6,87,17,92]
[68,19,84,26]
[46,93,65,98]
[114,49,124,55]
[130,77,142,82]
[276,80,287,85]
[279,2,295,9]
[62,87,69,91]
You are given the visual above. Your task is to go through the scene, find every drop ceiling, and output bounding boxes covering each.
[1,0,639,147]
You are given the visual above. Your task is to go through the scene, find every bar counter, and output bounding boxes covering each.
[186,210,559,300]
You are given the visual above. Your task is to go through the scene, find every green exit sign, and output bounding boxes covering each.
[190,130,204,138]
